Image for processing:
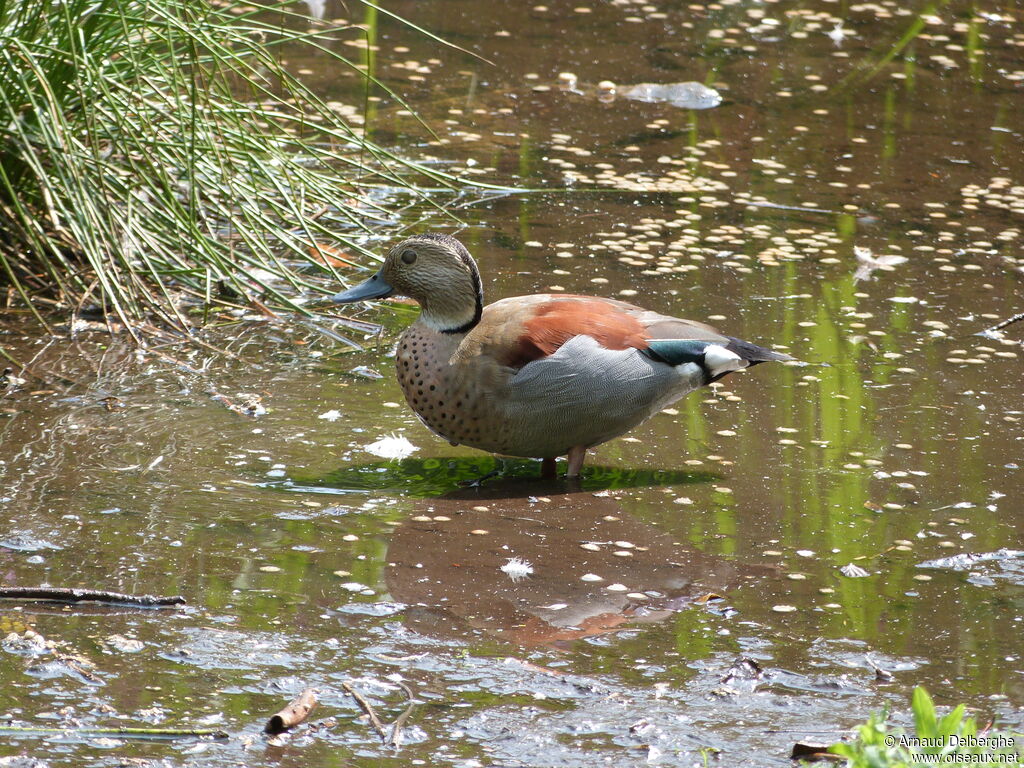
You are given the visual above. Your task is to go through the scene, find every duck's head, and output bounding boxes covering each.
[332,233,483,334]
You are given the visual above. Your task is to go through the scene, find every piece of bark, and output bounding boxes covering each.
[265,688,318,734]
[790,742,844,762]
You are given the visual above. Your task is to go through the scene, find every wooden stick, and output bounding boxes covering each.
[387,682,417,748]
[979,311,1024,336]
[264,688,318,734]
[0,587,185,607]
[341,682,387,740]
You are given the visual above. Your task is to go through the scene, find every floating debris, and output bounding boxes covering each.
[105,635,145,653]
[208,391,266,418]
[840,563,870,578]
[721,657,762,685]
[866,656,895,682]
[919,549,1024,571]
[596,80,616,101]
[557,71,578,91]
[0,369,27,389]
[0,535,61,553]
[349,365,383,379]
[853,246,908,281]
[500,557,534,582]
[619,81,722,110]
[338,581,370,592]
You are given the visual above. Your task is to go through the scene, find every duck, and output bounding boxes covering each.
[332,233,791,478]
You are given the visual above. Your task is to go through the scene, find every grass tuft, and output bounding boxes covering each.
[0,0,456,334]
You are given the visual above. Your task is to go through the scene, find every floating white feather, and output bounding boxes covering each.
[500,557,534,582]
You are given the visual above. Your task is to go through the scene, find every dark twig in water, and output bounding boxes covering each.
[265,688,318,734]
[0,725,227,740]
[388,681,418,748]
[0,587,185,607]
[978,312,1024,337]
[341,682,388,740]
[791,741,844,762]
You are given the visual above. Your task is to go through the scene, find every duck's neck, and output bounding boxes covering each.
[418,265,483,335]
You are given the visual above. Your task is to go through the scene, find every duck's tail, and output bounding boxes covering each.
[642,337,792,384]
[725,336,793,366]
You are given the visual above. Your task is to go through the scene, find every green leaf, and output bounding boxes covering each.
[911,687,937,738]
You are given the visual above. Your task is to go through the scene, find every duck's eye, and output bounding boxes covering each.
[401,249,417,265]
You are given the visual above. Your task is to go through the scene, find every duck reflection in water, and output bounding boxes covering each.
[384,479,774,648]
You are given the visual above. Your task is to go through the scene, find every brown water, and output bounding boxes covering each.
[2,0,1023,765]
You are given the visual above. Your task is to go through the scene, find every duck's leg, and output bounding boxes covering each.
[541,457,557,480]
[566,446,586,478]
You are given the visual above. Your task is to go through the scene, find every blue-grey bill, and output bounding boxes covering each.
[331,271,394,303]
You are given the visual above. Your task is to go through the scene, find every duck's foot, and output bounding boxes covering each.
[566,446,586,478]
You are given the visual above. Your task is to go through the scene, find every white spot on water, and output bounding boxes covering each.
[364,434,417,459]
